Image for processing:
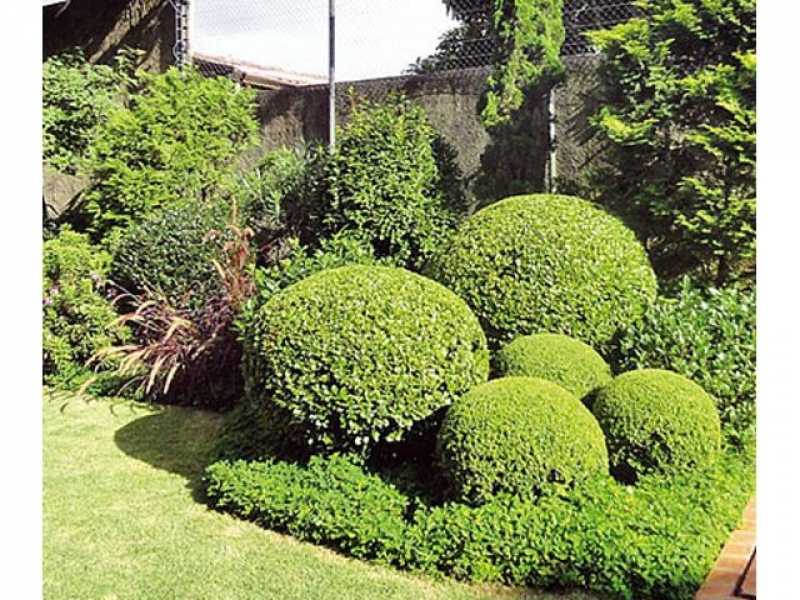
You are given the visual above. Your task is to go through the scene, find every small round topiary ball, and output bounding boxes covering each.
[424,194,657,347]
[437,377,609,504]
[495,333,613,400]
[241,265,489,454]
[592,369,721,482]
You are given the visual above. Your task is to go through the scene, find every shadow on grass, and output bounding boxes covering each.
[113,405,223,503]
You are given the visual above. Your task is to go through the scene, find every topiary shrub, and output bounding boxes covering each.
[424,194,657,348]
[495,333,612,399]
[315,94,461,269]
[241,265,489,454]
[592,369,721,482]
[612,278,756,441]
[437,377,608,504]
[110,198,234,311]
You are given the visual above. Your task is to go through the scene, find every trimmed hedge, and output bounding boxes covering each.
[425,194,657,347]
[495,333,612,399]
[613,279,756,438]
[437,377,608,504]
[240,265,489,453]
[592,369,722,482]
[205,445,755,600]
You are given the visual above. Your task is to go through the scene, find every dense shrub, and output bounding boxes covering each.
[592,369,721,482]
[586,0,755,284]
[612,279,756,438]
[205,444,755,600]
[495,333,612,399]
[43,228,129,387]
[110,198,234,310]
[425,194,657,348]
[206,454,409,561]
[240,265,489,453]
[315,94,460,269]
[80,67,259,239]
[100,222,255,409]
[437,377,608,504]
[42,49,138,174]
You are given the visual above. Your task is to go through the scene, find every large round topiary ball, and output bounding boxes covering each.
[495,333,613,400]
[241,265,489,453]
[592,369,721,482]
[424,194,657,347]
[437,377,608,504]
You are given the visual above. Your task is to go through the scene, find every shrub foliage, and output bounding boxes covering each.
[240,265,489,453]
[43,228,129,387]
[426,194,657,347]
[592,369,721,482]
[42,49,138,174]
[206,445,754,600]
[437,377,608,504]
[110,198,233,310]
[612,279,756,437]
[316,95,459,269]
[80,67,258,238]
[495,333,612,399]
[588,0,756,284]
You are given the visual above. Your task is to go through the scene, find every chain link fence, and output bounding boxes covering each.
[178,1,637,191]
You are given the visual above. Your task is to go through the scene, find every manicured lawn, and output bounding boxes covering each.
[43,395,601,600]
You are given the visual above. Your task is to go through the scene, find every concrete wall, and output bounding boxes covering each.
[43,0,175,72]
[253,60,603,206]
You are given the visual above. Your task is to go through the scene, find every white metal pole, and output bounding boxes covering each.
[547,89,557,193]
[328,0,336,150]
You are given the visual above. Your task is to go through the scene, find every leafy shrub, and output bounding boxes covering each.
[98,223,255,409]
[43,228,129,387]
[315,94,459,269]
[612,279,756,438]
[206,454,409,562]
[425,194,657,348]
[80,67,259,239]
[240,265,489,453]
[587,0,756,284]
[206,444,755,600]
[234,146,317,249]
[437,377,608,504]
[592,369,721,482]
[495,333,612,399]
[110,198,234,310]
[42,49,138,174]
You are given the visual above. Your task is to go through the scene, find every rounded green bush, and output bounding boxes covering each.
[437,377,608,504]
[241,265,489,453]
[424,194,657,347]
[592,369,721,482]
[495,333,612,399]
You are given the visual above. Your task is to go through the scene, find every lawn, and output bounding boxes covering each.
[43,395,600,600]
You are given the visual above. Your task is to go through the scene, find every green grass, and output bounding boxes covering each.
[43,395,601,600]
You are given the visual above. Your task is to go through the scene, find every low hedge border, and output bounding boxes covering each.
[205,445,754,600]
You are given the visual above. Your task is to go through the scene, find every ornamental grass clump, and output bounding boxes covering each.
[436,377,608,504]
[592,369,722,483]
[240,265,489,454]
[495,333,612,399]
[425,194,657,348]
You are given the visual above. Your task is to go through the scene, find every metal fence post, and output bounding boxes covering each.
[329,0,336,150]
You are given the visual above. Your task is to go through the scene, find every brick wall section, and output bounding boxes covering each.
[695,498,756,600]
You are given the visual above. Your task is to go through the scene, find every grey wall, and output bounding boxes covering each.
[253,59,603,206]
[43,0,176,72]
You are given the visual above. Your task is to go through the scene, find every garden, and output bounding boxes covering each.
[43,1,756,599]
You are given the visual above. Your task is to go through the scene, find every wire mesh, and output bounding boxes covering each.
[187,0,638,86]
